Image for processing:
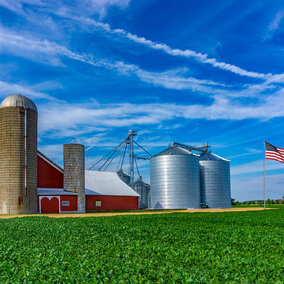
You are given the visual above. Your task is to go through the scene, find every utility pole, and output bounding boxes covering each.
[128,130,136,188]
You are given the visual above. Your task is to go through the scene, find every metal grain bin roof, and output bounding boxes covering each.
[199,152,230,162]
[0,94,37,112]
[152,146,196,157]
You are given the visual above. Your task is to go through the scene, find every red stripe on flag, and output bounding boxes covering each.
[266,152,284,162]
[266,153,284,160]
[266,157,284,163]
[266,154,284,161]
[266,151,283,157]
[266,151,283,156]
[276,148,284,155]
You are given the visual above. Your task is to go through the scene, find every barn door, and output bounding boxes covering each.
[40,196,61,213]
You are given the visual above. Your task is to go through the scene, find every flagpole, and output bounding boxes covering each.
[263,138,266,210]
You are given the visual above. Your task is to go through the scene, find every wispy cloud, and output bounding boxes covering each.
[38,90,284,137]
[4,1,284,86]
[0,0,43,14]
[0,80,55,100]
[269,10,284,31]
[231,159,284,176]
[0,0,130,17]
[86,0,130,18]
[0,28,229,93]
[0,1,273,80]
[66,14,271,80]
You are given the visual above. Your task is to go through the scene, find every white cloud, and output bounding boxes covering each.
[37,90,284,138]
[0,80,55,100]
[66,14,271,80]
[269,10,284,31]
[231,159,284,176]
[38,144,63,165]
[227,148,262,160]
[87,0,130,17]
[3,1,284,83]
[0,0,43,14]
[0,0,130,18]
[0,28,229,93]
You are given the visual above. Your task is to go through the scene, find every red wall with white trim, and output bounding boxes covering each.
[86,195,139,211]
[61,196,78,211]
[38,195,78,213]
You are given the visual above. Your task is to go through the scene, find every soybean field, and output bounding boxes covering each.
[0,206,283,283]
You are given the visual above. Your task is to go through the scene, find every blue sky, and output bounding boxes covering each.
[1,0,284,201]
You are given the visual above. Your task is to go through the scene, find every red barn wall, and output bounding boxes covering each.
[61,196,77,211]
[37,155,64,188]
[38,195,78,213]
[86,195,139,211]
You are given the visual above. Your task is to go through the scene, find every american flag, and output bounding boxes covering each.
[265,141,284,163]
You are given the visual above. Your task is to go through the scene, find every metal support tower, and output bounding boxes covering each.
[172,142,210,153]
[128,129,137,188]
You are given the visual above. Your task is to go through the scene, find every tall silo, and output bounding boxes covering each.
[199,152,231,208]
[0,94,38,214]
[150,146,200,209]
[64,143,85,213]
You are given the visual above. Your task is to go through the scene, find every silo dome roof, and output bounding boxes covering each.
[199,152,230,162]
[0,94,37,112]
[152,146,196,158]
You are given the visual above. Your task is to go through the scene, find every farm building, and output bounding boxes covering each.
[0,94,139,214]
[0,93,231,214]
[37,152,139,214]
[85,171,139,211]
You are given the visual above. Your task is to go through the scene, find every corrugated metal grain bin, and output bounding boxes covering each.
[150,146,200,209]
[199,152,231,208]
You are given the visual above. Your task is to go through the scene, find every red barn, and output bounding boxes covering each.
[85,171,139,211]
[37,151,139,213]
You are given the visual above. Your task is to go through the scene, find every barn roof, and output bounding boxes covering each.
[85,171,139,197]
[37,188,78,195]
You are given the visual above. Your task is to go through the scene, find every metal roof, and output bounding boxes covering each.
[85,171,139,197]
[0,94,37,112]
[199,152,230,162]
[152,146,196,158]
[37,188,78,195]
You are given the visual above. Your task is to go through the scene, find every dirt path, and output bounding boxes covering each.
[0,207,274,219]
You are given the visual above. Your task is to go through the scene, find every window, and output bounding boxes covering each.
[62,201,69,206]
[96,201,102,207]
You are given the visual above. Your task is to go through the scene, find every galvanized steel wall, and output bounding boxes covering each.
[134,180,150,209]
[0,106,37,214]
[150,155,200,209]
[199,160,231,208]
[64,144,85,213]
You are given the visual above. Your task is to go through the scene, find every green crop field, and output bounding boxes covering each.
[0,206,283,283]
